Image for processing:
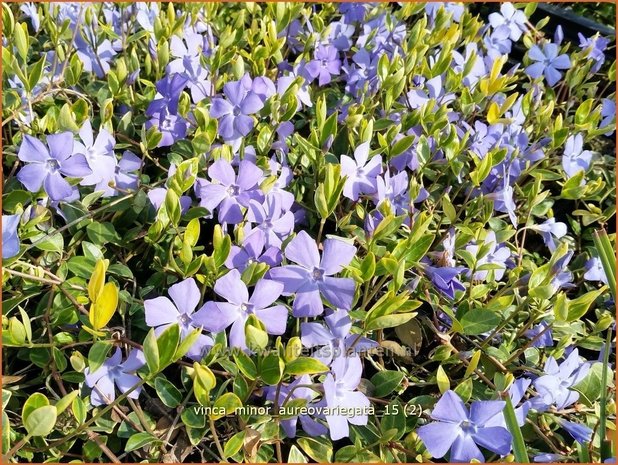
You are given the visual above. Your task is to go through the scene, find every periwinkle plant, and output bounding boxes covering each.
[1,2,615,463]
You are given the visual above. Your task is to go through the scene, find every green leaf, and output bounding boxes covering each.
[157,323,180,369]
[22,393,49,424]
[210,393,243,420]
[55,391,79,415]
[260,353,284,385]
[503,396,529,463]
[33,231,64,253]
[86,222,121,246]
[365,312,416,331]
[223,431,245,458]
[88,341,112,374]
[288,445,308,463]
[25,406,57,437]
[174,327,202,362]
[390,135,414,157]
[143,329,160,374]
[164,188,181,227]
[125,432,161,452]
[14,22,28,62]
[460,308,500,335]
[28,56,46,93]
[567,287,606,321]
[285,357,329,376]
[573,362,613,406]
[371,370,405,398]
[155,377,182,408]
[297,437,333,463]
[233,350,258,380]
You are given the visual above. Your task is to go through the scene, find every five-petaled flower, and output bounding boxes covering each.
[269,231,357,317]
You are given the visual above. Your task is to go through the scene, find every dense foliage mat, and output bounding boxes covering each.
[1,2,616,463]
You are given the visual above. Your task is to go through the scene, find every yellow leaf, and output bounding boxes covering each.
[436,365,450,394]
[89,282,118,330]
[464,350,482,379]
[487,102,500,125]
[193,362,216,391]
[88,259,108,303]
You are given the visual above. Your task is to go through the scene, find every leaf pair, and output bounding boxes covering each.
[88,259,119,331]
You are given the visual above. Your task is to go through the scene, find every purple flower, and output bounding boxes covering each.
[20,3,40,32]
[73,120,116,188]
[195,159,264,225]
[146,74,189,117]
[579,33,609,73]
[77,40,117,78]
[465,231,510,281]
[453,43,487,87]
[192,270,288,350]
[343,48,380,96]
[525,43,571,87]
[2,214,21,259]
[144,278,213,361]
[484,28,512,60]
[534,453,566,462]
[584,257,609,285]
[485,378,532,429]
[135,3,158,32]
[405,75,454,110]
[110,151,142,196]
[17,133,91,201]
[251,75,277,102]
[326,21,355,51]
[425,3,464,23]
[301,309,377,366]
[531,349,590,411]
[425,265,466,299]
[550,250,575,292]
[168,31,206,75]
[562,134,593,179]
[486,167,517,226]
[265,374,328,438]
[179,57,213,103]
[277,74,312,110]
[375,170,425,216]
[558,419,593,444]
[210,79,264,140]
[341,142,382,201]
[146,111,188,147]
[269,231,356,317]
[339,2,369,23]
[524,321,553,348]
[601,98,615,135]
[489,3,527,41]
[323,355,370,440]
[531,218,567,252]
[417,390,512,462]
[85,348,145,406]
[305,45,341,86]
[266,158,295,209]
[244,197,295,249]
[225,233,282,272]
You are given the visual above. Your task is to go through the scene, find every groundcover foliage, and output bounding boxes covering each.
[1,2,616,463]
